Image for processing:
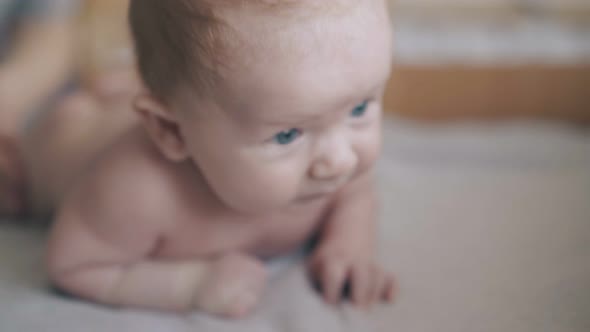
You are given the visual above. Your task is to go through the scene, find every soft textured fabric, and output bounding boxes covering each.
[1,119,589,332]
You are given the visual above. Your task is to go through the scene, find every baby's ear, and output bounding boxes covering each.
[133,93,189,162]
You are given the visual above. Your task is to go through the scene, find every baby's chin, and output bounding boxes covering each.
[216,195,289,213]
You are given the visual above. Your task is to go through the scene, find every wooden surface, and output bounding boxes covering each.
[384,65,590,123]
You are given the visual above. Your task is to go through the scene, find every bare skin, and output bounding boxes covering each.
[0,16,75,218]
[1,0,134,219]
[45,0,395,318]
[0,135,26,217]
[48,129,326,314]
[23,74,138,217]
[48,128,392,317]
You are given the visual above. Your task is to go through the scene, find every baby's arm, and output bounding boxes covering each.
[309,172,395,308]
[46,156,267,316]
[47,197,206,312]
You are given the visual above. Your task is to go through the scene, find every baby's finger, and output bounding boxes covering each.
[351,264,372,308]
[320,261,348,304]
[0,167,24,217]
[0,138,24,188]
[382,273,396,303]
[369,267,384,306]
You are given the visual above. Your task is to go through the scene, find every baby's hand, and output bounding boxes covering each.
[309,247,395,309]
[0,135,26,218]
[191,253,268,318]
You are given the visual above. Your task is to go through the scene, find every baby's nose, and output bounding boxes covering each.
[310,142,358,181]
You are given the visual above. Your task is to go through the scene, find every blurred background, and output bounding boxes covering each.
[1,0,588,129]
[386,0,589,122]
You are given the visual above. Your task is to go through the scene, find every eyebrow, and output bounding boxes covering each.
[256,114,315,128]
[256,96,372,128]
[244,75,389,128]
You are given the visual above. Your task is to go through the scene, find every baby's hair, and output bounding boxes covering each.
[128,0,330,104]
[129,0,375,105]
[129,0,225,103]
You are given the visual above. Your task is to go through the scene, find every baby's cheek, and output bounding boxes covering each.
[356,127,382,173]
[235,165,302,209]
[260,166,301,196]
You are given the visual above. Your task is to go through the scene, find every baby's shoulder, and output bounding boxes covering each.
[64,129,186,229]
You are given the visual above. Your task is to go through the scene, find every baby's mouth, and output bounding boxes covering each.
[299,182,348,201]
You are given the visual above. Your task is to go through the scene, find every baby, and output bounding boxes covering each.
[46,0,395,318]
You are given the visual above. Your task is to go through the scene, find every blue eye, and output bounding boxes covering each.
[274,128,302,145]
[351,100,369,118]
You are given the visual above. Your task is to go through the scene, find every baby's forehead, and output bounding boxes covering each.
[215,1,376,67]
[179,0,391,113]
[214,47,390,126]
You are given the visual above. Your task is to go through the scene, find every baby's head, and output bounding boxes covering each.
[129,0,393,213]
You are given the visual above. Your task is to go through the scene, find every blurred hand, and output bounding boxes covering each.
[309,244,395,309]
[0,135,26,218]
[0,75,29,138]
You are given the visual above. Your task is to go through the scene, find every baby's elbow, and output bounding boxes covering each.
[44,209,79,281]
[45,236,93,302]
[48,262,122,307]
[44,209,117,305]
